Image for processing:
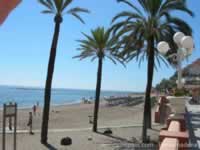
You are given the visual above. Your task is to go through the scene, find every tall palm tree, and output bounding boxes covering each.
[111,0,193,142]
[38,0,89,144]
[74,27,123,132]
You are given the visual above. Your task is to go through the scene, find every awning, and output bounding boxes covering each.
[0,0,21,25]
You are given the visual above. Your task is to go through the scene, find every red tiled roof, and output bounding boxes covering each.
[183,59,200,76]
[0,0,21,25]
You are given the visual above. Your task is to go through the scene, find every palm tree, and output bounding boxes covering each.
[74,27,123,132]
[111,0,193,142]
[38,0,89,144]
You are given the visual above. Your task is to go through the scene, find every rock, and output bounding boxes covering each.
[103,129,112,135]
[60,137,72,146]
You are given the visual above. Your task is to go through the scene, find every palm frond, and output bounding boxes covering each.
[110,0,193,69]
[62,0,72,11]
[67,7,90,24]
[159,0,194,17]
[67,7,90,14]
[112,11,143,23]
[41,10,54,14]
[74,27,123,66]
[38,0,55,12]
[38,0,90,19]
[167,17,192,35]
[69,12,85,24]
[53,0,63,13]
[117,0,143,15]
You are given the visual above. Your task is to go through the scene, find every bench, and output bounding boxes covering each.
[159,138,179,150]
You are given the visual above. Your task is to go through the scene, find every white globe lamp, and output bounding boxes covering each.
[181,36,194,50]
[182,78,186,84]
[173,32,185,45]
[157,41,170,55]
[157,32,194,89]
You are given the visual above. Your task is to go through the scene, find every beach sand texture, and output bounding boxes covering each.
[0,101,146,130]
[0,100,161,150]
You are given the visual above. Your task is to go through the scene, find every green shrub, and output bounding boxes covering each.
[174,88,190,97]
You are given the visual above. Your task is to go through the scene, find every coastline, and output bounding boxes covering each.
[0,86,142,110]
[0,100,81,110]
[0,96,147,130]
[0,93,145,110]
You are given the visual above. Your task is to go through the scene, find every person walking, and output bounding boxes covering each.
[33,105,36,116]
[36,101,39,108]
[27,112,34,135]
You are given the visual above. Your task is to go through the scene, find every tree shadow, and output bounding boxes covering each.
[96,131,158,150]
[44,143,58,150]
[96,131,137,143]
[149,128,160,132]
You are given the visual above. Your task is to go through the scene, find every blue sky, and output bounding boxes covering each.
[0,0,199,92]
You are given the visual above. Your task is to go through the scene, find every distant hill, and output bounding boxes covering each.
[156,58,200,91]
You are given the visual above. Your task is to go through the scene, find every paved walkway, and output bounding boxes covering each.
[186,100,200,150]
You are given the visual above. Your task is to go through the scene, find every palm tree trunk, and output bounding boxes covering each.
[93,57,103,132]
[142,36,155,142]
[41,16,62,144]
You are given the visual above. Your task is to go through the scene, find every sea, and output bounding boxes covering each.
[0,85,136,108]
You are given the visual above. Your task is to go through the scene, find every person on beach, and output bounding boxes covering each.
[32,105,36,116]
[37,101,39,108]
[27,112,34,135]
[36,101,40,115]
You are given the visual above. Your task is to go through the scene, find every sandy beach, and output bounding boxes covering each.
[0,100,147,130]
[0,99,162,150]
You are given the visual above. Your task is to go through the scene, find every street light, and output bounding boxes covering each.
[157,32,194,89]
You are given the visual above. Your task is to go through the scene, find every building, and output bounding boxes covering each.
[182,59,200,89]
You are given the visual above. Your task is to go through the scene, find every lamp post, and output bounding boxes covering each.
[157,32,194,89]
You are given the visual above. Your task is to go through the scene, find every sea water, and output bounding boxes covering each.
[0,85,134,108]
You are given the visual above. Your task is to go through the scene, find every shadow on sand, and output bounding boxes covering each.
[44,143,58,150]
[150,128,160,132]
[96,131,157,150]
[96,131,136,143]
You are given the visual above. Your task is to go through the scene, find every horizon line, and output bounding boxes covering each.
[0,84,144,93]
